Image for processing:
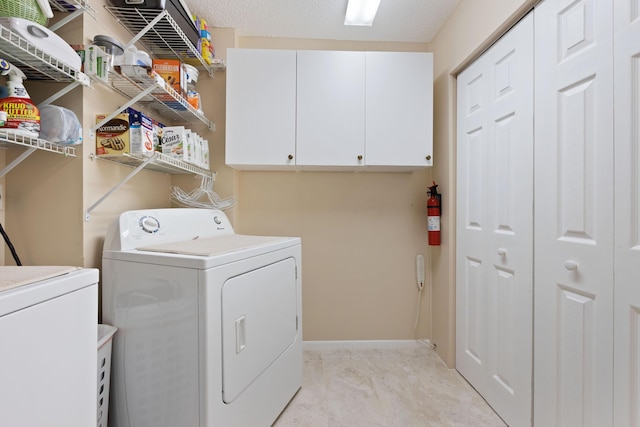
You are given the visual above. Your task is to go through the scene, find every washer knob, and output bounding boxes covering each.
[214,216,222,225]
[139,216,160,234]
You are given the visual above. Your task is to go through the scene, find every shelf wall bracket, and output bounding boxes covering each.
[84,153,156,222]
[0,147,37,178]
[48,8,85,32]
[39,81,83,107]
[89,83,157,138]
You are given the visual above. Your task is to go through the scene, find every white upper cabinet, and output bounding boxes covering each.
[225,49,297,169]
[365,52,433,168]
[225,49,433,170]
[296,50,366,167]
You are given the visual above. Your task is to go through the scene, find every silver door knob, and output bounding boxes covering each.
[564,260,578,271]
[497,248,506,256]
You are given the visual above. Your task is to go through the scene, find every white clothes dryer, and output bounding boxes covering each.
[102,208,302,427]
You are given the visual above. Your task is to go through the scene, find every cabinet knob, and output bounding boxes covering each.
[288,154,293,160]
[357,155,363,161]
[426,155,432,161]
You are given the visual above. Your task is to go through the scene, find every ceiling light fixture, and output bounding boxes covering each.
[344,0,382,26]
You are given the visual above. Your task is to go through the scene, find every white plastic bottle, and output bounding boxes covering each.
[0,64,40,138]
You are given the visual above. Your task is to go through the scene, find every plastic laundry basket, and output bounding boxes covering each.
[97,324,117,427]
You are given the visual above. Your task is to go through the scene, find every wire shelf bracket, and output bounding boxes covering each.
[85,151,215,221]
[0,130,76,177]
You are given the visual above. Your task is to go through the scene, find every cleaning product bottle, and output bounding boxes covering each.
[0,59,40,138]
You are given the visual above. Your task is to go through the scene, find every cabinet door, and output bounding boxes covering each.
[226,49,297,169]
[534,1,614,426]
[296,50,365,167]
[456,13,533,427]
[613,1,640,425]
[365,52,433,167]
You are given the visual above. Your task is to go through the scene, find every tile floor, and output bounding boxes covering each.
[273,344,507,427]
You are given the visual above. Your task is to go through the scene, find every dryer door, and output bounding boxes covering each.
[221,257,298,403]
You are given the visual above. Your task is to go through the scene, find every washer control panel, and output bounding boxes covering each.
[111,208,235,251]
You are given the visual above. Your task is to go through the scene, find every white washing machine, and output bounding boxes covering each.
[102,208,302,427]
[0,266,98,427]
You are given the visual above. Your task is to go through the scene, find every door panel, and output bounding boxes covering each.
[456,12,533,427]
[614,1,640,425]
[296,50,365,166]
[225,49,297,167]
[221,258,297,404]
[365,52,433,166]
[534,1,614,426]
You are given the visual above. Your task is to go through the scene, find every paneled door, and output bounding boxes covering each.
[613,1,640,425]
[456,13,534,427]
[534,1,614,426]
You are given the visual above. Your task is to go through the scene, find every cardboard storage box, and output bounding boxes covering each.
[130,111,155,155]
[161,126,186,157]
[152,59,186,98]
[95,112,132,155]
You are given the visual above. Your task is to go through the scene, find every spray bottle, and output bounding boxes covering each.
[0,59,40,138]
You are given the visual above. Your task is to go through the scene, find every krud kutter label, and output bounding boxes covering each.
[0,97,40,137]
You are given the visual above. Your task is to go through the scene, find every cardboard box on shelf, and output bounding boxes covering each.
[95,112,132,155]
[161,126,186,158]
[96,108,158,156]
[152,59,187,98]
[85,44,109,81]
[130,111,155,155]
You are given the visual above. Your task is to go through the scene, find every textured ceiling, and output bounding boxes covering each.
[185,0,462,43]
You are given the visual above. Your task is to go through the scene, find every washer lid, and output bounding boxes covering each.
[0,266,80,292]
[0,268,98,316]
[137,234,292,257]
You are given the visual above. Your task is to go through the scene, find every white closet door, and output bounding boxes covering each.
[534,1,614,426]
[613,2,640,425]
[456,13,533,427]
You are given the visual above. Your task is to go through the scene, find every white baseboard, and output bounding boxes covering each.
[303,339,433,351]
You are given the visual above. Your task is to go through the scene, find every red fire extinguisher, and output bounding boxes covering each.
[427,181,441,246]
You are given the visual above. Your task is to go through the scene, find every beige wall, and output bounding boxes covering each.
[0,0,540,365]
[429,0,537,366]
[5,15,85,267]
[233,37,433,342]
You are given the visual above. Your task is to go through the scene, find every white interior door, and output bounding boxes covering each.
[613,1,640,425]
[534,1,614,426]
[456,13,533,427]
